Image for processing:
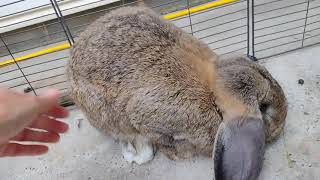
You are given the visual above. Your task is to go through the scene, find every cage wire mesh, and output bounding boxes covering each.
[0,0,319,107]
[253,0,320,59]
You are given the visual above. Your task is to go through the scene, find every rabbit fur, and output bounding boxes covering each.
[67,6,287,165]
[216,55,287,143]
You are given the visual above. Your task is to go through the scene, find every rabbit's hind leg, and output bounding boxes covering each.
[120,135,156,165]
[159,139,196,160]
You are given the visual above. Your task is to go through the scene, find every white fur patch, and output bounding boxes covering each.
[120,136,155,165]
[121,141,136,163]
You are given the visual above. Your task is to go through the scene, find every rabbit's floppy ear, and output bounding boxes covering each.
[212,117,265,180]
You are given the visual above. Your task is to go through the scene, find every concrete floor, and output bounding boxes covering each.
[0,44,319,180]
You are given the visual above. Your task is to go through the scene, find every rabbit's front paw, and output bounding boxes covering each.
[133,142,155,165]
[121,141,137,163]
[120,136,156,165]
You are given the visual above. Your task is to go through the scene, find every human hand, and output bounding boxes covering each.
[0,88,69,157]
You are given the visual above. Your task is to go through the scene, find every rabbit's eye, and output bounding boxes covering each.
[260,103,274,126]
[259,103,269,114]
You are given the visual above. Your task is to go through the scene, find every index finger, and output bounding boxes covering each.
[47,106,69,118]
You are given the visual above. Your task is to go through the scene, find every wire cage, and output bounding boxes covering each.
[252,0,320,59]
[0,0,319,107]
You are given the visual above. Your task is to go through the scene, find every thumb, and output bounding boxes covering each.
[37,89,60,114]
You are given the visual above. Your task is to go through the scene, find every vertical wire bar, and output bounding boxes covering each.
[246,0,250,56]
[301,0,310,47]
[50,0,74,45]
[53,0,74,44]
[186,0,194,35]
[50,0,72,45]
[251,0,257,60]
[0,36,37,95]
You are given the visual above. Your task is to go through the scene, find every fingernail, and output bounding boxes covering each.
[60,124,69,133]
[50,133,60,142]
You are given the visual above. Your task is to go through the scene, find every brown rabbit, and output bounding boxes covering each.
[66,6,287,180]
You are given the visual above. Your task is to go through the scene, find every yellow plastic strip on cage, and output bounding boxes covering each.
[163,0,238,19]
[0,0,239,68]
[0,43,71,67]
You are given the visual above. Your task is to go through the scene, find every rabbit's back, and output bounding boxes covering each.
[67,7,222,155]
[69,7,216,84]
